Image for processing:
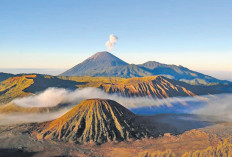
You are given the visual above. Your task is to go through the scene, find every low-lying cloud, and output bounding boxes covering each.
[13,87,205,109]
[2,87,231,125]
[193,94,232,121]
[0,109,69,125]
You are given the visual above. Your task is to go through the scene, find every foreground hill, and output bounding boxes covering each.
[60,51,230,85]
[0,111,227,156]
[34,99,156,144]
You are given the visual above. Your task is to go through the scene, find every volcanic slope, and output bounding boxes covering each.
[35,99,156,144]
[60,51,230,85]
[60,75,231,98]
[60,51,129,76]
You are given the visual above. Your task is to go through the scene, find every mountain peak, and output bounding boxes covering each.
[88,51,111,59]
[35,99,151,144]
[87,51,127,64]
[60,51,128,76]
[59,51,230,85]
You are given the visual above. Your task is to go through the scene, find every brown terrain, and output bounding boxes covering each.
[0,75,196,105]
[0,115,231,157]
[0,123,219,157]
[0,99,231,157]
[62,76,196,98]
[0,74,230,114]
[33,99,158,144]
[0,75,232,156]
[0,75,198,114]
[0,75,36,105]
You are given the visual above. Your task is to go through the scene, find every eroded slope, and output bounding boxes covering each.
[34,99,156,144]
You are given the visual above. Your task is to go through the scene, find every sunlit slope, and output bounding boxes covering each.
[0,75,35,104]
[0,74,78,104]
[62,75,197,98]
[35,99,156,144]
[60,75,231,98]
[138,138,232,157]
[99,76,195,98]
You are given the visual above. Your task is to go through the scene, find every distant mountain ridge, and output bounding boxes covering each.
[60,51,230,85]
[0,72,15,82]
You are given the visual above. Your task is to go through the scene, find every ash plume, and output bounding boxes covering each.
[105,34,118,51]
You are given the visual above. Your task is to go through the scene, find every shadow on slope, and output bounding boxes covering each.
[0,148,37,157]
[23,75,81,93]
[0,73,15,83]
[138,114,217,135]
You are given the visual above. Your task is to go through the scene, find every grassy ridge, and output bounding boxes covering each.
[0,75,35,104]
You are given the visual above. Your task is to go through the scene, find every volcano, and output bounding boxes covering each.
[60,51,128,76]
[60,51,230,85]
[35,99,154,144]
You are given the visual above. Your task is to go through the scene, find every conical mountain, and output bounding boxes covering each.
[60,51,128,76]
[59,52,230,85]
[35,99,153,144]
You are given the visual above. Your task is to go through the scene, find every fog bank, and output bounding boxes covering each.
[13,87,206,109]
[2,87,231,125]
[193,94,232,121]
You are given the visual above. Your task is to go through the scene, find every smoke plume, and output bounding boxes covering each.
[105,34,118,51]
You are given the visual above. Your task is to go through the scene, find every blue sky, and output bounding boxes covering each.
[0,0,231,78]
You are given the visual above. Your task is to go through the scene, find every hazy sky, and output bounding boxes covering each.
[0,0,231,76]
